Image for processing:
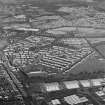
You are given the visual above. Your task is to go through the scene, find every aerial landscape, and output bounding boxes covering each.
[1,0,105,105]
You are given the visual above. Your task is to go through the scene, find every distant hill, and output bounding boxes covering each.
[0,0,21,4]
[0,0,100,5]
[24,0,95,3]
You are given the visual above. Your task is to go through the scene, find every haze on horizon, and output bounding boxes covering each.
[0,0,100,4]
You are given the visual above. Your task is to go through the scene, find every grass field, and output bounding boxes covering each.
[67,52,105,74]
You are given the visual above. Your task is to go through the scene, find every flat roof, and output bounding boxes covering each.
[80,80,91,88]
[44,82,60,92]
[63,80,79,89]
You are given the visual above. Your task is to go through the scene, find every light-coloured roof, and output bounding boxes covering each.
[16,28,39,32]
[63,80,79,89]
[28,71,48,78]
[80,80,91,87]
[44,82,60,92]
[91,78,103,86]
[51,99,61,105]
[96,91,105,96]
[64,95,88,105]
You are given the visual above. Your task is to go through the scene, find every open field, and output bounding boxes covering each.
[67,52,105,74]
